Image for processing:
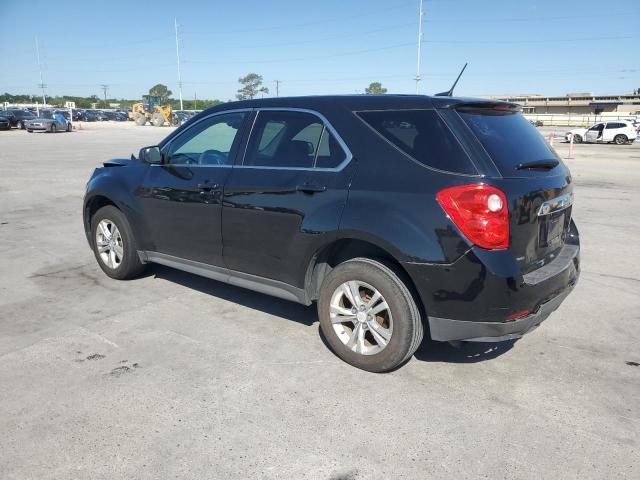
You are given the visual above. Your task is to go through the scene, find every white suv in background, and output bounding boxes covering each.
[566,120,637,144]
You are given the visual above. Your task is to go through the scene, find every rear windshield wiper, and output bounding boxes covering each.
[516,159,559,171]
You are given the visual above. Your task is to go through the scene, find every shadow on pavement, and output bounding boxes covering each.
[149,264,317,327]
[149,264,516,364]
[413,337,516,364]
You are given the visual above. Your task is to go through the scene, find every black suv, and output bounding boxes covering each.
[83,95,580,372]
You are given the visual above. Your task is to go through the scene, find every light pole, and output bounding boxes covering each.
[414,0,424,94]
[175,18,184,110]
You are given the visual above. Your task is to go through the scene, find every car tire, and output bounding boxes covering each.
[134,113,147,126]
[614,134,627,145]
[18,121,24,129]
[91,205,146,280]
[27,129,32,133]
[67,123,72,132]
[573,134,582,143]
[50,124,56,133]
[317,257,423,373]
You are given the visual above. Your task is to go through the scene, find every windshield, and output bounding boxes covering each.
[458,107,559,174]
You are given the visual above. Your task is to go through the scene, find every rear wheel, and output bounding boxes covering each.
[91,205,145,280]
[66,123,72,132]
[151,112,165,127]
[318,258,423,372]
[614,134,627,145]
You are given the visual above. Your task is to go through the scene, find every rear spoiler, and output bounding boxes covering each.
[454,102,522,114]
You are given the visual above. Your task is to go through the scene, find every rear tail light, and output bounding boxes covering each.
[436,184,509,249]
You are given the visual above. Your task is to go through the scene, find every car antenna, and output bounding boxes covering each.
[435,63,468,97]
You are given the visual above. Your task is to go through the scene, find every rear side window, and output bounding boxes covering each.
[458,108,559,174]
[357,109,476,174]
[605,122,625,129]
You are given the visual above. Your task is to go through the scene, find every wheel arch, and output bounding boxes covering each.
[83,194,121,244]
[305,234,425,317]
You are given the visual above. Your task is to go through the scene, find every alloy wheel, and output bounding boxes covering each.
[330,280,393,355]
[95,219,124,269]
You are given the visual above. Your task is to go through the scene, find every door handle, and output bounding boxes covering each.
[296,182,326,193]
[198,183,220,192]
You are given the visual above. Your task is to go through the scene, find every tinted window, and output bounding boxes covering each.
[315,128,347,168]
[167,112,246,165]
[245,111,323,168]
[357,109,475,174]
[458,108,559,173]
[605,122,624,129]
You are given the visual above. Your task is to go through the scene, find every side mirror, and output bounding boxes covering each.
[139,145,162,164]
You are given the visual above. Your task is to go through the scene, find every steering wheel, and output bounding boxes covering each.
[199,149,227,165]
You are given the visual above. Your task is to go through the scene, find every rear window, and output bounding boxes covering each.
[357,109,476,174]
[458,108,559,173]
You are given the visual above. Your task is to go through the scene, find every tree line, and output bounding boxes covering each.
[1,77,389,109]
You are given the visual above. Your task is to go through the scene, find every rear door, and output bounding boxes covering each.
[137,110,249,266]
[222,109,354,288]
[456,105,574,273]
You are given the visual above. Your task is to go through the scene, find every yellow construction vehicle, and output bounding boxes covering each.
[128,95,176,127]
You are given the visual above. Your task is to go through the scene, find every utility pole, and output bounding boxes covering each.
[414,0,424,94]
[194,92,197,110]
[35,36,47,105]
[175,18,184,110]
[274,80,281,97]
[100,84,109,104]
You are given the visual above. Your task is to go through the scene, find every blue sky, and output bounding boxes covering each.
[0,0,638,100]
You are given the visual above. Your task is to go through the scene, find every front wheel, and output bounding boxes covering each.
[50,124,56,133]
[614,134,628,145]
[18,121,24,129]
[573,134,582,144]
[318,258,423,372]
[91,205,146,280]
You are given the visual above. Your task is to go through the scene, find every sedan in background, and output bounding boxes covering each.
[25,110,72,133]
[565,120,636,144]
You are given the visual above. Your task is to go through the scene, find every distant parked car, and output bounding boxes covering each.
[566,120,636,144]
[82,110,99,122]
[0,115,11,130]
[25,110,71,133]
[1,109,36,129]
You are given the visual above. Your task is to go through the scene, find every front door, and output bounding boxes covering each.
[585,123,604,143]
[137,111,248,266]
[222,109,354,288]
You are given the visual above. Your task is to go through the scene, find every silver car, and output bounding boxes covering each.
[26,111,71,133]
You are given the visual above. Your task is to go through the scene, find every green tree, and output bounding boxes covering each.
[148,84,172,102]
[365,82,388,94]
[236,73,269,100]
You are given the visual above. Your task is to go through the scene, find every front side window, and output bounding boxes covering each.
[245,111,332,168]
[166,112,246,165]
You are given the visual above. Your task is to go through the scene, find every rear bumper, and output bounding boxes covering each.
[404,222,580,342]
[428,285,573,342]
